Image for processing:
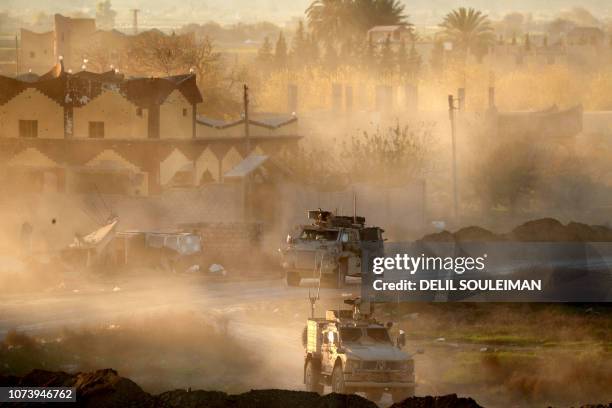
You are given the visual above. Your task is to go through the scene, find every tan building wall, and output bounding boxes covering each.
[20,30,55,74]
[195,147,220,183]
[160,148,193,186]
[160,90,193,139]
[0,88,64,139]
[221,146,243,179]
[73,90,148,139]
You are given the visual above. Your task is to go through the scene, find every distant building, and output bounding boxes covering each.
[0,64,300,195]
[19,14,193,75]
[367,25,413,45]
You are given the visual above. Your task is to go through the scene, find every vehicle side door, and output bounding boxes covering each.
[321,324,339,375]
[341,229,362,275]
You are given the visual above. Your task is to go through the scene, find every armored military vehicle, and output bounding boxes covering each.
[302,298,416,402]
[280,209,384,288]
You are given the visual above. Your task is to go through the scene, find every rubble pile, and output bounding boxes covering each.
[0,369,379,408]
[421,218,612,243]
[389,394,483,408]
[1,369,609,408]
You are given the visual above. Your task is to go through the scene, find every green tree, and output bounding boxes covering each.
[440,7,494,61]
[323,42,339,70]
[397,39,407,73]
[306,0,354,45]
[95,0,116,30]
[274,31,288,69]
[306,0,407,46]
[407,42,421,78]
[524,33,531,51]
[257,36,274,69]
[430,40,444,72]
[361,36,377,70]
[291,20,309,66]
[379,34,395,74]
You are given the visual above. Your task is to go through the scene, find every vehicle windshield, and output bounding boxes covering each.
[339,327,392,344]
[299,229,338,241]
[365,328,392,344]
[339,327,362,343]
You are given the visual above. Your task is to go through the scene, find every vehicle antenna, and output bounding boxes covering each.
[308,287,319,318]
[353,191,357,224]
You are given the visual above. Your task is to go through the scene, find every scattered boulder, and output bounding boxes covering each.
[389,394,483,408]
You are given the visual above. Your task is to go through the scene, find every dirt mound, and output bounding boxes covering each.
[420,219,612,242]
[508,218,578,241]
[454,226,501,242]
[1,369,608,408]
[389,394,483,408]
[0,370,377,408]
[0,369,152,407]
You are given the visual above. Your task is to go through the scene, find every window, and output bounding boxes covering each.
[182,108,188,117]
[299,229,338,241]
[136,107,143,117]
[19,120,38,138]
[89,121,105,138]
[29,51,36,58]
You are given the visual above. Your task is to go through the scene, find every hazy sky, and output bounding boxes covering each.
[3,0,612,28]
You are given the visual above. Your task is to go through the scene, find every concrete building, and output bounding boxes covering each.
[0,64,301,196]
[18,14,193,75]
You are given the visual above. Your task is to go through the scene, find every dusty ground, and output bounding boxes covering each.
[1,272,611,408]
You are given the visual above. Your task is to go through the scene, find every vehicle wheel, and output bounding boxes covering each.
[331,364,346,394]
[391,387,414,403]
[304,360,324,394]
[365,389,383,401]
[286,271,301,287]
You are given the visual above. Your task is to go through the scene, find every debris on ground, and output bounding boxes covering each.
[1,369,610,408]
[389,394,483,408]
[209,263,227,275]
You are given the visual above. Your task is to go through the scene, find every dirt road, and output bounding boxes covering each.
[0,275,362,391]
[0,277,357,337]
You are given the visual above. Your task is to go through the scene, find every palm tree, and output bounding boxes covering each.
[353,0,407,30]
[440,7,494,61]
[306,0,408,46]
[306,0,354,45]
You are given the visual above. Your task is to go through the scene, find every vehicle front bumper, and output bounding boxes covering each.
[344,381,415,388]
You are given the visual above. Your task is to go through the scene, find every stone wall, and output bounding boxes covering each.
[179,221,264,264]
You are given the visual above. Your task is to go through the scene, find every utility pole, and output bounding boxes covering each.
[15,35,19,75]
[448,94,459,222]
[131,9,140,35]
[243,84,250,152]
[242,84,251,221]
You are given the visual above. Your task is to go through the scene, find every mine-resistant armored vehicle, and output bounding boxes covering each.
[280,209,384,287]
[302,298,416,402]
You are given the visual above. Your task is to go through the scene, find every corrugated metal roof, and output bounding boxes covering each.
[196,113,297,129]
[224,155,269,178]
